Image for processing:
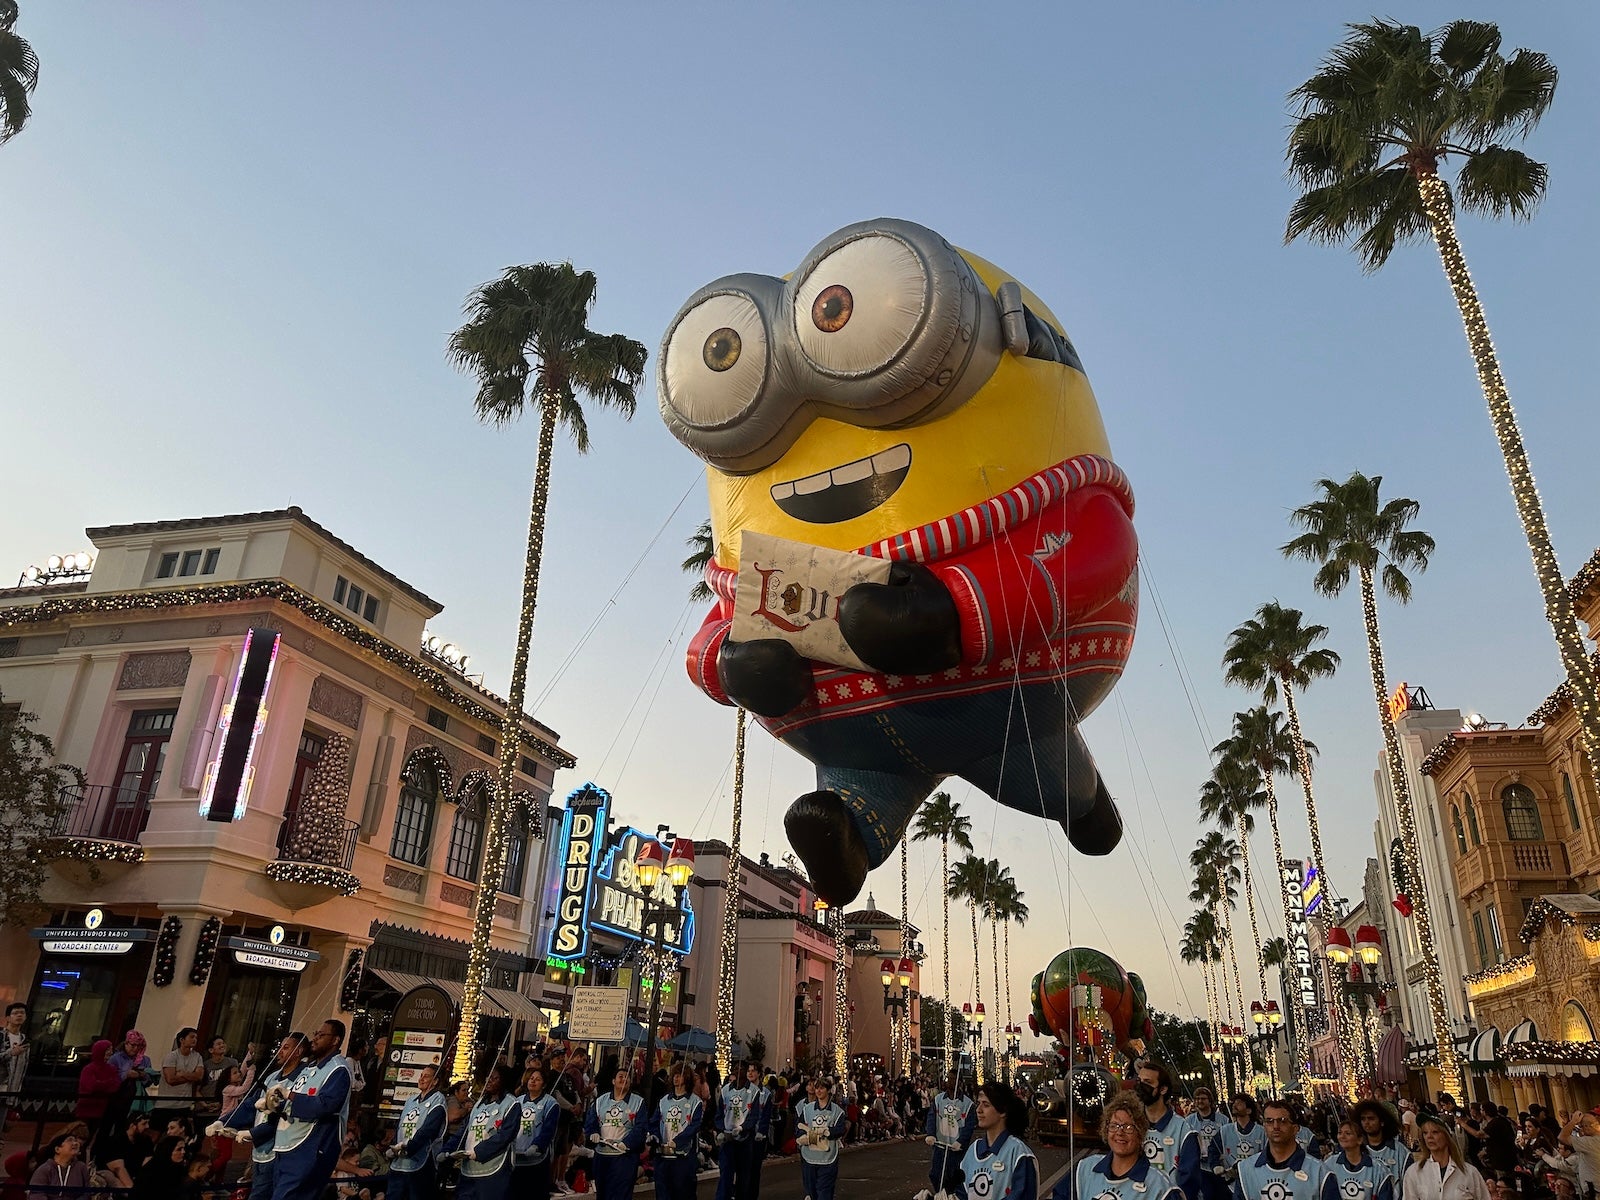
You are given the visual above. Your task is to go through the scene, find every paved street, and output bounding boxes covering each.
[636,1137,1074,1200]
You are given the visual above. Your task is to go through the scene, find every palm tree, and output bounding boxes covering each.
[446,263,648,1077]
[947,854,991,1080]
[0,2,38,146]
[912,792,972,1073]
[1282,470,1459,1094]
[1222,603,1339,901]
[1190,835,1247,1038]
[1286,22,1600,800]
[1218,707,1315,1069]
[1199,753,1270,1005]
[682,516,747,1074]
[1180,912,1221,1049]
[994,875,1028,1074]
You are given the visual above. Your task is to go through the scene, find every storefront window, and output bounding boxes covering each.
[201,954,300,1059]
[28,948,150,1074]
[391,757,440,866]
[1501,784,1544,841]
[446,785,486,882]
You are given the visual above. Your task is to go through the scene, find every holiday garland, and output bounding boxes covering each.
[284,733,351,864]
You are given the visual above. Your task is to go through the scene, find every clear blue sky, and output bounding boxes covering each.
[5,3,1598,1043]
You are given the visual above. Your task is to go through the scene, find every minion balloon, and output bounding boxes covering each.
[660,218,1137,905]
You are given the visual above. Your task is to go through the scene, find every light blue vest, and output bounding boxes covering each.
[512,1093,561,1165]
[796,1100,845,1166]
[459,1093,518,1177]
[719,1083,759,1136]
[593,1092,644,1155]
[273,1055,350,1154]
[1235,1147,1327,1200]
[391,1089,446,1172]
[1221,1122,1267,1170]
[961,1131,1036,1200]
[932,1094,975,1149]
[1075,1153,1184,1200]
[1145,1110,1192,1176]
[655,1093,702,1156]
[1327,1150,1393,1200]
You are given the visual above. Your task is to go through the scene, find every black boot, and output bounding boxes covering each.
[1065,777,1123,856]
[784,790,870,905]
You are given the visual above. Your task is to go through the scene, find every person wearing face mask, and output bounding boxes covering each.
[1178,1086,1226,1200]
[1135,1063,1191,1179]
[794,1075,847,1200]
[1327,1116,1395,1200]
[1053,1092,1183,1200]
[1221,1096,1266,1183]
[1232,1099,1325,1200]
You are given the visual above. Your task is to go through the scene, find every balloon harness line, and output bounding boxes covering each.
[951,464,1236,1168]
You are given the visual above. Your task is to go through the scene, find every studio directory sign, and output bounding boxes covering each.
[382,983,452,1115]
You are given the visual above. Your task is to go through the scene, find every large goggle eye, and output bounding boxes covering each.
[793,234,929,379]
[661,292,769,428]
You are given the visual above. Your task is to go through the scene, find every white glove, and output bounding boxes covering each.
[234,1129,254,1145]
[205,1121,228,1137]
[384,1147,398,1161]
[589,1133,601,1144]
[925,1135,936,1146]
[444,1150,469,1164]
[714,1132,729,1146]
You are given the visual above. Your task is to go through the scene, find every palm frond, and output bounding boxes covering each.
[1455,146,1547,219]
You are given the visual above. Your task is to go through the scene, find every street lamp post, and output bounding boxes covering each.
[881,957,914,1074]
[1220,1024,1247,1097]
[1344,925,1386,1086]
[634,836,696,1092]
[1003,1025,1022,1083]
[961,1002,984,1080]
[1249,1000,1285,1097]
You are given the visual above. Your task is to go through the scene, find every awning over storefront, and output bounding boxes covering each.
[1507,1018,1540,1044]
[366,968,542,1023]
[1377,1025,1409,1083]
[1468,1026,1503,1066]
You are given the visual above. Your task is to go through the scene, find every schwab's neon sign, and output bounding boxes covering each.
[591,828,696,954]
[546,783,610,961]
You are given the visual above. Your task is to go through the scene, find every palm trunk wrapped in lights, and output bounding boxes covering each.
[831,904,850,1078]
[988,901,1000,1067]
[1416,172,1600,782]
[1235,822,1279,1094]
[715,709,747,1077]
[941,837,952,1074]
[970,903,984,1082]
[1360,560,1462,1098]
[456,389,557,1081]
[900,837,913,1076]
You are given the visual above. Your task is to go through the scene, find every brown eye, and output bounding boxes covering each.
[702,327,742,372]
[811,284,853,333]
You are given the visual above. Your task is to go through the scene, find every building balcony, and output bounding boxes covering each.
[264,811,361,900]
[45,784,151,869]
[1455,838,1570,898]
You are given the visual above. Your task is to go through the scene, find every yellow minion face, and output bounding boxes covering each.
[658,218,1111,566]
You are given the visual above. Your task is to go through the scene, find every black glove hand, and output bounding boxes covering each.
[838,561,961,675]
[718,637,811,717]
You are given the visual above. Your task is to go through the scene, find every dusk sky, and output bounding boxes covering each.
[5,3,1598,1049]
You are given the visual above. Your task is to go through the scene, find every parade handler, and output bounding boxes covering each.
[271,1021,353,1200]
[796,1076,848,1200]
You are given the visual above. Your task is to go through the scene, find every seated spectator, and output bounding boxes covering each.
[28,1135,90,1200]
[133,1137,189,1200]
[97,1112,154,1189]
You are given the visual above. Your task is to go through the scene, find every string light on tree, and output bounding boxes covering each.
[152,915,183,987]
[188,917,221,986]
[715,709,747,1077]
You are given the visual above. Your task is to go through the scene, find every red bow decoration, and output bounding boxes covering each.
[1393,893,1413,918]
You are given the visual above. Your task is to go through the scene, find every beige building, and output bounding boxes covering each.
[0,507,565,1075]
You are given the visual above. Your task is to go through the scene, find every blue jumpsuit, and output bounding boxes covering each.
[715,1083,760,1200]
[270,1052,352,1200]
[511,1093,562,1200]
[221,1066,289,1200]
[455,1093,519,1200]
[386,1088,447,1200]
[927,1091,977,1198]
[585,1091,647,1199]
[1324,1150,1395,1200]
[650,1091,704,1200]
[961,1130,1038,1200]
[1176,1114,1225,1200]
[795,1100,847,1200]
[1052,1152,1183,1200]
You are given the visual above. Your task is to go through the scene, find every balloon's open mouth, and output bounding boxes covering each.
[769,444,911,525]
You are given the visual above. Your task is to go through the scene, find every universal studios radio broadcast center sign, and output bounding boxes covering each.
[547,782,697,963]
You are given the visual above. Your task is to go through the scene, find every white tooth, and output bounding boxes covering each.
[830,457,873,485]
[794,471,832,495]
[872,443,911,472]
[771,482,794,501]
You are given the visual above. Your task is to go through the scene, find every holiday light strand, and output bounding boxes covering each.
[832,905,849,1078]
[0,579,574,770]
[1361,566,1462,1099]
[457,388,560,1082]
[264,861,361,895]
[43,837,144,863]
[715,709,747,1076]
[1417,172,1600,795]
